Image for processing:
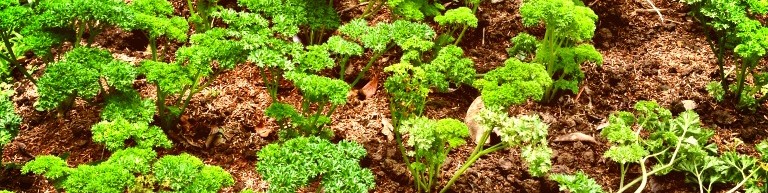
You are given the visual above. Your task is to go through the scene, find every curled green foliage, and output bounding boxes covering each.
[34,0,135,46]
[36,47,136,111]
[129,0,189,60]
[682,0,768,109]
[399,117,469,191]
[103,147,157,174]
[91,118,172,151]
[153,154,235,192]
[238,0,339,37]
[21,155,72,180]
[520,0,597,42]
[550,171,605,193]
[256,136,375,193]
[507,33,538,61]
[325,36,364,57]
[385,62,430,120]
[285,72,350,106]
[386,0,442,20]
[434,7,478,28]
[440,109,552,192]
[434,7,477,45]
[0,84,20,153]
[519,0,601,102]
[101,91,155,123]
[264,102,332,139]
[140,60,191,95]
[176,28,246,75]
[422,45,476,92]
[706,81,726,102]
[24,148,233,193]
[296,45,335,73]
[474,59,553,110]
[600,101,724,192]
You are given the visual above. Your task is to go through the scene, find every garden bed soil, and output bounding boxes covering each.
[2,0,768,192]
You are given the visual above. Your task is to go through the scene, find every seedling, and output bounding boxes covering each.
[0,83,20,167]
[23,148,234,193]
[398,117,469,192]
[256,136,375,193]
[519,0,602,102]
[682,0,768,109]
[550,171,605,193]
[434,7,478,45]
[440,109,552,193]
[34,0,135,47]
[141,28,245,128]
[35,47,136,112]
[0,0,34,81]
[129,0,189,61]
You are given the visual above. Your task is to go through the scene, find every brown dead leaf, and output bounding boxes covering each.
[360,75,378,100]
[465,96,489,145]
[205,127,220,148]
[255,121,271,138]
[381,117,394,141]
[554,132,597,144]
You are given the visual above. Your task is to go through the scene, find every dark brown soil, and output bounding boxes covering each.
[2,0,767,192]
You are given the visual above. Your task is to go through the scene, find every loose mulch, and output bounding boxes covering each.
[2,0,767,192]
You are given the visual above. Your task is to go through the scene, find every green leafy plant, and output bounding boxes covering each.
[434,7,478,45]
[101,91,156,124]
[682,0,768,109]
[360,0,444,20]
[256,136,375,193]
[0,83,20,166]
[599,101,730,193]
[91,118,172,151]
[519,0,602,102]
[397,117,469,192]
[265,72,351,139]
[238,0,340,43]
[0,0,35,81]
[338,19,438,86]
[507,33,538,61]
[473,58,553,110]
[22,148,234,193]
[141,28,245,128]
[35,47,136,112]
[128,0,189,61]
[439,109,551,193]
[34,0,135,47]
[186,0,219,32]
[550,171,605,193]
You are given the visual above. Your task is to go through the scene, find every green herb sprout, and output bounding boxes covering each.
[35,47,136,112]
[142,27,245,128]
[23,148,234,193]
[519,0,602,102]
[0,0,34,81]
[129,0,189,61]
[507,33,538,61]
[439,109,551,193]
[0,83,20,166]
[256,136,375,193]
[473,58,553,110]
[550,171,605,193]
[34,0,135,47]
[434,7,478,45]
[398,117,469,192]
[682,0,768,109]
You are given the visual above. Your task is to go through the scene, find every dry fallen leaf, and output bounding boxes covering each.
[255,120,271,138]
[465,96,489,145]
[381,117,394,141]
[554,132,598,144]
[360,75,378,100]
